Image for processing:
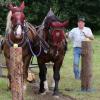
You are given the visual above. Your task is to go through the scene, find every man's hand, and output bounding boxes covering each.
[66,32,69,38]
[82,32,94,40]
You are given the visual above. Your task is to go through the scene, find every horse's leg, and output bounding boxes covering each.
[23,55,31,90]
[53,60,63,96]
[51,78,55,88]
[6,58,11,90]
[38,61,48,94]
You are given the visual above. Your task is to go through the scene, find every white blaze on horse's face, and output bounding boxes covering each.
[16,25,22,38]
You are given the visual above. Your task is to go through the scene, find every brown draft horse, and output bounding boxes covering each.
[33,15,68,97]
[2,2,37,89]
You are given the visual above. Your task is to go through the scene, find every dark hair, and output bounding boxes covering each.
[78,17,85,22]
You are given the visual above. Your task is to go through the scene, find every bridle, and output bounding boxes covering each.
[6,19,29,47]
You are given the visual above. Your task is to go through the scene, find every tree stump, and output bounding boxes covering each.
[81,40,93,91]
[10,46,24,100]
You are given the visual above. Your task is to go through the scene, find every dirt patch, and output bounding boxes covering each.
[25,81,75,100]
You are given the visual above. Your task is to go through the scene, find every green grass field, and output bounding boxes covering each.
[0,33,100,100]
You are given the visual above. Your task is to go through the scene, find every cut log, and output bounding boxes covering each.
[10,47,24,100]
[81,41,93,91]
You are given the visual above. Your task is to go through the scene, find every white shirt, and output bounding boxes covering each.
[68,27,93,47]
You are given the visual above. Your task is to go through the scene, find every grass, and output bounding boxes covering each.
[0,34,100,100]
[0,78,11,100]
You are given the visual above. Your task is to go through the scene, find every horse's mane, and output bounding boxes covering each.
[44,15,60,29]
[25,22,37,36]
[6,11,12,34]
[6,10,37,36]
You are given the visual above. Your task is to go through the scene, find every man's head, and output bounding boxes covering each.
[77,17,85,29]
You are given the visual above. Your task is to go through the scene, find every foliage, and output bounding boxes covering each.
[0,0,100,35]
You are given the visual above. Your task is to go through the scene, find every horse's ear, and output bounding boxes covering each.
[20,1,25,11]
[63,20,69,28]
[8,4,14,11]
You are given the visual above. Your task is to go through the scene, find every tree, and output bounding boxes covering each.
[0,0,100,35]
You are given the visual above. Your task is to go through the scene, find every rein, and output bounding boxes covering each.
[24,22,42,57]
[6,21,49,57]
[26,37,42,57]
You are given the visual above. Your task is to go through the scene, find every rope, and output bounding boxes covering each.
[27,37,42,57]
[25,21,49,53]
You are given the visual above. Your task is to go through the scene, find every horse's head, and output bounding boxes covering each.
[7,2,25,39]
[42,15,69,51]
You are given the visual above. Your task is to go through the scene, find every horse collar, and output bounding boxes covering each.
[6,33,27,47]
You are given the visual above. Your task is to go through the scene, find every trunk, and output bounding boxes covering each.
[81,41,93,91]
[10,47,24,100]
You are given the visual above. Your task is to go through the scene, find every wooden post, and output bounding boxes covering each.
[0,50,3,77]
[0,65,2,77]
[10,45,24,100]
[81,40,93,91]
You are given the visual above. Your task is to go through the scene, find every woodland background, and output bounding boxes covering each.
[0,0,100,35]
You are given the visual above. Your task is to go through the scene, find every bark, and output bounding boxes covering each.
[81,41,93,91]
[10,47,24,100]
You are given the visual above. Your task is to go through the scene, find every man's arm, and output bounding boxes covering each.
[84,34,94,40]
[83,28,94,40]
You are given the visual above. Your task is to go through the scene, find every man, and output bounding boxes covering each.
[67,17,94,79]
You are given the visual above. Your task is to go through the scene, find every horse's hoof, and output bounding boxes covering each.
[40,91,46,95]
[53,95,59,99]
[39,89,49,95]
[53,92,59,99]
[45,89,49,93]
